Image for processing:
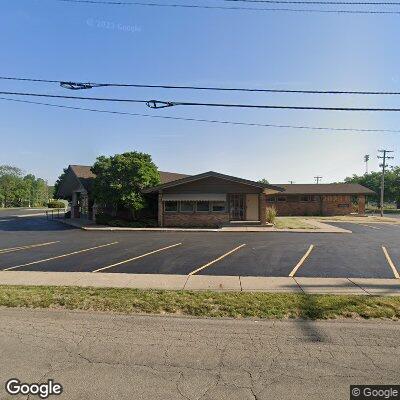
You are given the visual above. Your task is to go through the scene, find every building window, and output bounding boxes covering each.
[180,201,195,213]
[300,195,310,202]
[196,201,210,212]
[277,196,287,202]
[164,201,178,212]
[267,196,276,203]
[212,201,226,212]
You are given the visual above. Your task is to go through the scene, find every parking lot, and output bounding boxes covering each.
[0,209,399,279]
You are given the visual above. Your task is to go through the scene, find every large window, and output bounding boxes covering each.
[212,201,226,212]
[164,201,178,212]
[277,196,287,202]
[180,201,195,212]
[267,196,276,203]
[196,201,210,212]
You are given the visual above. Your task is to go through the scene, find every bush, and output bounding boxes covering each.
[95,213,158,228]
[266,206,277,224]
[47,201,66,209]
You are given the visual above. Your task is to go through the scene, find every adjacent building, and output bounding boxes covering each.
[57,165,374,227]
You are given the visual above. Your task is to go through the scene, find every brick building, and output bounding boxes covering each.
[57,166,374,228]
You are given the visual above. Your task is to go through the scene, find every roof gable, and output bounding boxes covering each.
[143,171,284,193]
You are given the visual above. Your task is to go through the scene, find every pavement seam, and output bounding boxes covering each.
[292,277,305,293]
[347,278,372,296]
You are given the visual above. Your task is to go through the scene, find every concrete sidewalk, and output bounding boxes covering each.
[59,218,351,233]
[0,271,399,295]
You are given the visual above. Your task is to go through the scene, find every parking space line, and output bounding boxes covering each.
[382,246,400,279]
[188,244,246,276]
[2,242,119,271]
[0,241,60,255]
[92,243,183,273]
[289,245,314,277]
[361,224,381,230]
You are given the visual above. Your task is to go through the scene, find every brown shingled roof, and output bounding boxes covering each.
[275,183,375,195]
[159,171,190,184]
[69,165,189,191]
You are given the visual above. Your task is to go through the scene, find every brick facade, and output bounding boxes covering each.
[267,194,358,216]
[163,212,230,228]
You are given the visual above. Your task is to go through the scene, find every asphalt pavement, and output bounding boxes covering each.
[0,308,399,400]
[0,211,399,279]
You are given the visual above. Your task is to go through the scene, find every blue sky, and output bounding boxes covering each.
[1,0,399,184]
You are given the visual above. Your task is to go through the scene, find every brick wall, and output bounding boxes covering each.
[266,195,355,216]
[163,213,229,228]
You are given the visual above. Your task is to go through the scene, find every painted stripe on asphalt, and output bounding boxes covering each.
[0,241,60,254]
[2,242,118,271]
[382,246,400,279]
[92,243,183,273]
[188,244,246,276]
[289,245,314,277]
[361,224,381,230]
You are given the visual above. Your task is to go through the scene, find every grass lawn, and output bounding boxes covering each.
[274,217,317,230]
[0,285,399,319]
[312,215,400,224]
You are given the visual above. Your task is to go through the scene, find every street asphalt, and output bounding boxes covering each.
[0,210,399,278]
[0,307,399,400]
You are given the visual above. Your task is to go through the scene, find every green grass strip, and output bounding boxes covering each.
[0,285,399,320]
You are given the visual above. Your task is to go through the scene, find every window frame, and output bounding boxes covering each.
[180,200,195,213]
[211,201,227,213]
[164,201,178,213]
[196,201,211,213]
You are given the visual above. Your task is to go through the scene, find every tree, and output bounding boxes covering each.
[0,165,23,207]
[257,178,270,184]
[54,168,68,198]
[91,152,160,218]
[344,166,400,208]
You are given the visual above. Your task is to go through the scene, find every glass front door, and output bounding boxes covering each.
[229,194,245,220]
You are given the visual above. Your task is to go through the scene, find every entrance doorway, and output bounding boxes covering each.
[229,194,245,220]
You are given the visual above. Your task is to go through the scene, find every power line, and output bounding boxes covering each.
[1,96,400,133]
[2,76,400,95]
[47,0,400,14]
[314,176,323,183]
[2,90,400,111]
[223,0,400,5]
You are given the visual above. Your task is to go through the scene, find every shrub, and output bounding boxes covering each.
[95,213,158,228]
[47,201,66,209]
[266,206,277,224]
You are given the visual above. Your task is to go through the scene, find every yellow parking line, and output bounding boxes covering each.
[2,242,118,271]
[289,245,314,277]
[382,246,400,279]
[188,244,246,276]
[92,243,183,273]
[0,241,60,254]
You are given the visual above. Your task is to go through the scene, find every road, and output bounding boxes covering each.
[0,308,399,399]
[0,212,400,278]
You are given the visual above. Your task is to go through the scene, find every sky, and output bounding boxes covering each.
[0,0,399,184]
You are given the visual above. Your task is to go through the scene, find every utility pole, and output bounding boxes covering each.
[364,154,370,175]
[377,149,394,217]
[314,176,322,184]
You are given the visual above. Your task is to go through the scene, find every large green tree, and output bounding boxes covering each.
[344,166,400,208]
[91,152,160,217]
[0,165,50,208]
